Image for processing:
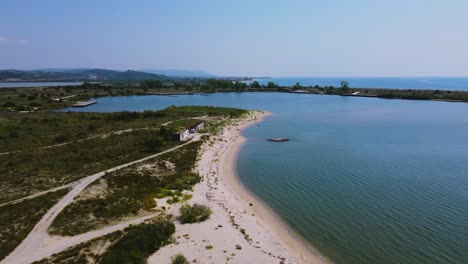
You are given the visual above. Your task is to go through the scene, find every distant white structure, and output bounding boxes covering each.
[174,129,189,141]
[351,91,360,95]
[190,121,205,132]
[72,100,97,107]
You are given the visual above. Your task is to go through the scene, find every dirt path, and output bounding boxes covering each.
[1,135,200,264]
[0,182,77,208]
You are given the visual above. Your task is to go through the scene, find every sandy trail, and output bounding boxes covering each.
[2,136,200,264]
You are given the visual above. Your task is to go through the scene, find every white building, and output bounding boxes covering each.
[174,129,189,141]
[190,121,205,132]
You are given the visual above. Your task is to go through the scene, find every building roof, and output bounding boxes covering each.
[174,128,189,135]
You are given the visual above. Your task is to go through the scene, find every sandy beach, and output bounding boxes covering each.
[150,111,330,264]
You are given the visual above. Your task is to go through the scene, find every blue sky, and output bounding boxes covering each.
[1,0,467,76]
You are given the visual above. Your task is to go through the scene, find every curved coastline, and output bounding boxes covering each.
[219,110,331,264]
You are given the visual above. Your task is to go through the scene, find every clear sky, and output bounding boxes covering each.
[1,0,467,77]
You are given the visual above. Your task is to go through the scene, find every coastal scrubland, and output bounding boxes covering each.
[0,106,246,203]
[0,189,68,261]
[49,141,203,236]
[0,105,246,262]
[34,216,175,264]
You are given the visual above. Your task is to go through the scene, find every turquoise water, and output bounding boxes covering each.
[256,77,468,90]
[62,93,468,264]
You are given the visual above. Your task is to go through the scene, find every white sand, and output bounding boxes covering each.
[150,111,330,264]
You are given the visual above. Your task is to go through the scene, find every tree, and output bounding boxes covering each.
[340,81,350,94]
[267,82,277,89]
[250,81,261,88]
[293,82,302,90]
[233,81,246,91]
[340,81,350,89]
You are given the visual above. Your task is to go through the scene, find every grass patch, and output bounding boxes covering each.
[171,253,189,264]
[0,189,68,261]
[179,203,212,224]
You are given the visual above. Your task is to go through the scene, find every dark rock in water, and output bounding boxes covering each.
[267,138,290,142]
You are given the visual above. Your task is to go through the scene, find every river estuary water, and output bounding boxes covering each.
[62,92,468,264]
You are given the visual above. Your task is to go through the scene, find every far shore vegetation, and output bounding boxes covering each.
[1,79,468,113]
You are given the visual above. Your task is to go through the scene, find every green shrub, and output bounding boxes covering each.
[100,217,175,264]
[171,253,189,264]
[179,203,212,224]
[3,101,16,107]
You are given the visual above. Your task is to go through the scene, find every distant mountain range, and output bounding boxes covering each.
[0,69,170,82]
[140,69,215,78]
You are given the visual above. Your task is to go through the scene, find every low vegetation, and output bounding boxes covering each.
[0,106,246,152]
[34,217,174,264]
[33,231,124,264]
[171,253,189,264]
[100,217,175,264]
[0,129,179,203]
[0,189,68,261]
[50,141,203,236]
[179,203,212,224]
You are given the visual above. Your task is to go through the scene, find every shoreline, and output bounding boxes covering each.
[219,111,330,264]
[150,110,330,263]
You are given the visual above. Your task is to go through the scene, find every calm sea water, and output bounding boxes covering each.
[256,77,468,90]
[0,82,83,88]
[62,93,468,264]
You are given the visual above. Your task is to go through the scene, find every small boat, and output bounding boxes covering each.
[267,138,290,142]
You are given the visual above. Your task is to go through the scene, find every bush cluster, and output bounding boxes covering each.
[100,217,175,264]
[179,203,212,224]
[171,253,189,264]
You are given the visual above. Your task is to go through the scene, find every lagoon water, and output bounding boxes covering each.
[256,77,468,91]
[63,93,468,264]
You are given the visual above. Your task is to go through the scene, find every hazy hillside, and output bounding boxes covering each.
[0,69,170,82]
[141,69,214,77]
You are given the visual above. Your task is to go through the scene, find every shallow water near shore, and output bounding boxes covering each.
[63,92,468,264]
